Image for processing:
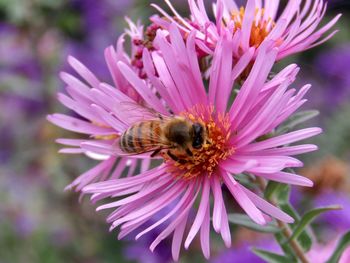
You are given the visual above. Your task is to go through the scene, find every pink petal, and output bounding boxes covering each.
[56,138,85,146]
[149,180,199,252]
[211,176,223,232]
[68,56,100,89]
[222,172,266,225]
[243,144,318,156]
[80,141,117,157]
[65,157,115,191]
[58,148,84,154]
[184,178,210,248]
[255,171,313,187]
[242,128,322,151]
[117,62,167,114]
[96,175,173,210]
[241,0,256,50]
[220,158,258,174]
[172,215,188,261]
[47,114,114,135]
[57,93,100,122]
[220,202,231,248]
[241,185,295,223]
[200,202,210,259]
[135,183,196,240]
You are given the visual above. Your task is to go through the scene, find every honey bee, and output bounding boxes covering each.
[115,105,208,163]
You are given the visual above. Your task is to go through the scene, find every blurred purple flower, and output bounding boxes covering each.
[64,0,134,80]
[212,238,282,263]
[315,44,350,106]
[72,0,133,33]
[314,191,350,230]
[124,231,172,263]
[211,244,265,263]
[0,23,41,79]
[14,213,36,238]
[0,93,44,163]
[123,206,174,263]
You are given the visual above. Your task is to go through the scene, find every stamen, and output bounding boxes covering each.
[230,7,279,48]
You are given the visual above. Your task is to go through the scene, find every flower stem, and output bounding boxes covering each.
[256,177,310,263]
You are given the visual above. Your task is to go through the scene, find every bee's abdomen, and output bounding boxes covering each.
[119,121,161,153]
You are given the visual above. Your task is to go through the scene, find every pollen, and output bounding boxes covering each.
[165,105,234,180]
[229,7,279,49]
[92,121,119,140]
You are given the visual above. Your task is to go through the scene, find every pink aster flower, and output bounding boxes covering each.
[47,30,152,191]
[77,24,321,260]
[152,0,341,60]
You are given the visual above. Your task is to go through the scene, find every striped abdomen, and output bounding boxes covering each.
[119,120,163,153]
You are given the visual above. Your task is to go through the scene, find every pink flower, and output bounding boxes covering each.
[47,31,151,192]
[74,25,321,260]
[152,0,341,61]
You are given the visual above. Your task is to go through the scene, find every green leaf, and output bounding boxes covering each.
[252,248,292,263]
[279,203,299,220]
[275,192,313,252]
[228,214,280,233]
[276,110,319,134]
[234,173,257,189]
[275,184,291,204]
[264,181,283,200]
[274,231,297,260]
[326,231,350,263]
[262,183,301,257]
[279,203,313,252]
[262,181,291,204]
[287,206,342,243]
[296,230,313,253]
[263,177,315,253]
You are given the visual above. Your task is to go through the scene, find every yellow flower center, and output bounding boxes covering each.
[164,105,234,180]
[229,7,277,48]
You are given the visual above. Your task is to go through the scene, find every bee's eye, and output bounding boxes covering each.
[193,140,202,149]
[192,123,204,149]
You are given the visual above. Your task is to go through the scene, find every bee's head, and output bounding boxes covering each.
[191,122,206,149]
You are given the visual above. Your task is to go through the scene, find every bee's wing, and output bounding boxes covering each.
[116,101,171,124]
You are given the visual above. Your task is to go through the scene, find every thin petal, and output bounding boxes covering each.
[222,172,266,225]
[200,202,210,259]
[184,178,210,248]
[241,185,295,223]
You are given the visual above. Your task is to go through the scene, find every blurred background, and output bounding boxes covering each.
[0,0,349,262]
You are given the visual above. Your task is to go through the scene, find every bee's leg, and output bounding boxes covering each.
[157,114,163,120]
[167,150,179,161]
[167,150,187,164]
[185,148,193,157]
[151,148,162,157]
[178,159,187,164]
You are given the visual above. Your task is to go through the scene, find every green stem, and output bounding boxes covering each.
[257,177,310,263]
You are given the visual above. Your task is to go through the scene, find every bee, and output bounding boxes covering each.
[115,105,208,164]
